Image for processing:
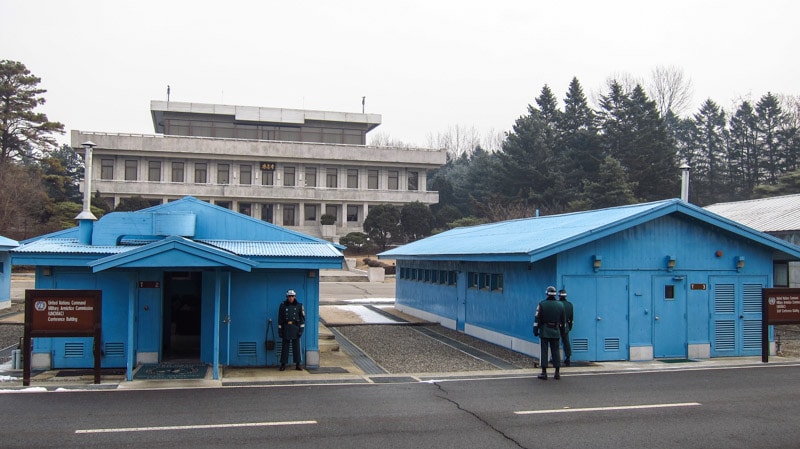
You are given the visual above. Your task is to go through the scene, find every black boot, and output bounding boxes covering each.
[279,364,286,371]
[554,368,561,380]
[564,358,571,367]
[537,370,547,380]
[295,364,302,371]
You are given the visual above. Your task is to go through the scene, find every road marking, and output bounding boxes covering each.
[515,402,701,415]
[75,420,317,434]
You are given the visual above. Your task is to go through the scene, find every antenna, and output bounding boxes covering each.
[167,85,170,103]
[362,96,365,113]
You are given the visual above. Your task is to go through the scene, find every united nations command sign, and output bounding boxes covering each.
[762,288,800,363]
[23,290,102,385]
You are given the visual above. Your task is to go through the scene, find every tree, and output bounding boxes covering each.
[40,144,83,203]
[728,100,760,195]
[363,204,401,251]
[114,196,153,212]
[648,65,693,118]
[685,99,728,204]
[400,201,434,242]
[580,156,638,209]
[755,92,787,184]
[0,60,64,168]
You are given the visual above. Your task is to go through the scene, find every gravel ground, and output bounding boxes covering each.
[335,324,538,373]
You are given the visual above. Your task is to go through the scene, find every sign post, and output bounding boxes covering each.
[23,290,102,386]
[762,288,800,363]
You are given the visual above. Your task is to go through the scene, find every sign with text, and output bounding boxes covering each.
[763,288,800,325]
[26,290,101,335]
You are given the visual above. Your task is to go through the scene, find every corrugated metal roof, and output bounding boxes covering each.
[12,238,133,254]
[0,235,18,248]
[382,200,673,258]
[199,240,342,258]
[705,194,800,232]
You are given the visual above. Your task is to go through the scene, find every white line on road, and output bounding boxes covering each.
[75,420,317,434]
[515,402,701,415]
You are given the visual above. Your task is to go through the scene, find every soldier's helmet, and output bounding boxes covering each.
[559,289,567,299]
[286,289,296,296]
[546,286,557,296]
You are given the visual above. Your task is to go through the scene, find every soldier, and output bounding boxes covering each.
[533,286,566,380]
[559,289,574,366]
[278,289,305,371]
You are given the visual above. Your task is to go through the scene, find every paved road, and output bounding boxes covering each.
[2,363,800,449]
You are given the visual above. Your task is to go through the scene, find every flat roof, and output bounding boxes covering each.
[150,100,381,133]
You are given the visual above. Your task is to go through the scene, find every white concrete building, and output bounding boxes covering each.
[71,101,446,241]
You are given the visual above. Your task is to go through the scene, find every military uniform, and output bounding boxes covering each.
[278,290,305,370]
[559,289,574,366]
[534,286,566,380]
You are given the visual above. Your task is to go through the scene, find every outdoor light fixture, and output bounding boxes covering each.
[592,255,602,272]
[667,255,676,271]
[736,256,745,271]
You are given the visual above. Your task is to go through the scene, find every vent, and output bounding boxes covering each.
[743,320,761,351]
[715,320,735,351]
[104,342,125,358]
[572,339,589,352]
[743,284,763,313]
[604,338,620,352]
[64,342,85,358]
[714,284,735,313]
[238,341,257,357]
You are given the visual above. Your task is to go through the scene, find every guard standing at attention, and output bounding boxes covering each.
[278,289,305,371]
[533,286,566,380]
[558,289,574,366]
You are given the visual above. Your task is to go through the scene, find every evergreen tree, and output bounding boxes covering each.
[0,60,64,168]
[363,204,401,251]
[728,100,760,195]
[755,92,787,184]
[557,77,601,210]
[687,99,728,204]
[400,201,434,241]
[581,156,638,209]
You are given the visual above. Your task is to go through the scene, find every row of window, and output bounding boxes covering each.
[100,160,419,191]
[163,119,366,145]
[398,268,504,292]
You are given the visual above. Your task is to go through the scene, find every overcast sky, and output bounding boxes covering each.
[3,0,798,148]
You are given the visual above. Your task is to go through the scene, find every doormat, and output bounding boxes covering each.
[134,363,208,380]
[55,368,126,377]
[659,359,697,363]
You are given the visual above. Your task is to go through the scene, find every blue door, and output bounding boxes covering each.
[653,275,687,358]
[563,276,629,361]
[710,276,766,357]
[456,271,467,332]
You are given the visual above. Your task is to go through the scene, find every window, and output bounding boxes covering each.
[469,272,479,289]
[283,205,296,226]
[347,169,358,188]
[240,165,252,185]
[218,164,230,184]
[216,201,231,209]
[148,161,161,182]
[481,273,491,290]
[325,205,337,218]
[326,168,338,188]
[195,163,207,183]
[262,170,274,186]
[171,162,184,182]
[100,159,114,180]
[305,167,317,187]
[283,167,295,186]
[492,274,504,291]
[238,203,252,216]
[388,170,399,190]
[261,204,274,222]
[347,205,359,222]
[124,160,137,181]
[408,170,419,191]
[304,204,317,221]
[368,169,379,189]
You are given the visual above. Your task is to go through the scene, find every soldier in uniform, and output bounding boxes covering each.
[559,289,574,366]
[533,286,566,380]
[278,289,305,371]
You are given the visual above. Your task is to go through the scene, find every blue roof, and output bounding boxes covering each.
[0,235,19,249]
[380,199,800,262]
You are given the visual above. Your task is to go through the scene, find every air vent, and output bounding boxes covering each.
[238,341,257,357]
[104,342,125,357]
[64,342,85,358]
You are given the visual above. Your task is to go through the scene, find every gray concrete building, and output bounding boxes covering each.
[71,100,446,241]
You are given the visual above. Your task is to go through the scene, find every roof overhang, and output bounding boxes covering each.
[89,236,257,273]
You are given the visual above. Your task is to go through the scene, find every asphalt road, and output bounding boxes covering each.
[3,363,800,449]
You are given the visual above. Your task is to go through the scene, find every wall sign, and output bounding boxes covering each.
[762,288,800,363]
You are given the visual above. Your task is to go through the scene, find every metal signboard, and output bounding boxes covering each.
[762,288,800,363]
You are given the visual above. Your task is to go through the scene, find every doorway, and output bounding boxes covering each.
[163,271,203,360]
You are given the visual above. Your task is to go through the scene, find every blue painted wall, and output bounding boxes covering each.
[395,214,776,361]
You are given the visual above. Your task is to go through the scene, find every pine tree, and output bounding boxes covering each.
[687,99,728,204]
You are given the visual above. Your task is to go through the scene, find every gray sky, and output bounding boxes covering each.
[3,0,798,148]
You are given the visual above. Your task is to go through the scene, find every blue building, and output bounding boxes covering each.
[10,197,343,380]
[0,235,20,310]
[380,199,800,362]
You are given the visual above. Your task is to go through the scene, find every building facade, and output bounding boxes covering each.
[380,200,800,362]
[71,101,446,241]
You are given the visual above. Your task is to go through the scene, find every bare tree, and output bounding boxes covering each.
[648,65,694,117]
[368,132,414,148]
[426,124,483,158]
